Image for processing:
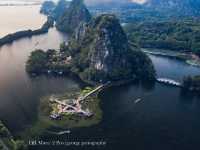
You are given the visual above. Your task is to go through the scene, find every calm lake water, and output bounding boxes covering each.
[0,5,72,131]
[1,5,200,150]
[0,5,45,37]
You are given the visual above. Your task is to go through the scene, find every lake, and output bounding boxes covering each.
[0,5,72,132]
[1,5,200,150]
[0,5,45,38]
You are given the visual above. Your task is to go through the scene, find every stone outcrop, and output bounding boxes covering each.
[56,0,92,34]
[68,14,156,83]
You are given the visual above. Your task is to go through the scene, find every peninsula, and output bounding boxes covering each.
[0,17,54,47]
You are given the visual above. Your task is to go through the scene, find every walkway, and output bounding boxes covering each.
[77,84,105,102]
[50,82,110,118]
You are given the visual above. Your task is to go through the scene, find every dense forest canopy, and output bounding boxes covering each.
[124,19,200,56]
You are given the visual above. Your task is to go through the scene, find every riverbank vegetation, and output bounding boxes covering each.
[26,49,71,75]
[124,19,200,57]
[0,121,27,150]
[143,49,200,67]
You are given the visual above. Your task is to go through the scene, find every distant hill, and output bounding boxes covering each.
[56,0,92,34]
[87,0,200,22]
[124,19,200,54]
[53,0,70,20]
[40,1,56,15]
[144,0,200,16]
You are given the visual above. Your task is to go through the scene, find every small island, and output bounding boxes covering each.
[23,86,104,137]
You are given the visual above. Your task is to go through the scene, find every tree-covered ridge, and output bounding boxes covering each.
[67,14,156,83]
[40,1,56,15]
[40,0,70,18]
[56,0,92,34]
[53,0,70,20]
[144,0,200,16]
[124,19,200,56]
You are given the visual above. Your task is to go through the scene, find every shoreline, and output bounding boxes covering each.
[32,79,134,136]
[0,17,54,47]
[142,48,200,68]
[20,86,103,139]
[21,68,148,139]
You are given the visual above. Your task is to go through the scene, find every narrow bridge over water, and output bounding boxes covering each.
[76,82,111,107]
[78,84,106,102]
[50,82,110,118]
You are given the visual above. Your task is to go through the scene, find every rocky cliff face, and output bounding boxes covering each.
[56,0,92,34]
[53,0,70,20]
[40,1,55,15]
[68,14,155,83]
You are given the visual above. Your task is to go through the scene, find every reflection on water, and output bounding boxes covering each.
[0,27,72,132]
[97,82,200,150]
[149,54,200,81]
[0,28,68,89]
[0,4,77,132]
[38,81,200,150]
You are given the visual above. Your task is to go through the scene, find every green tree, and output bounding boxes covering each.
[26,50,48,74]
[15,140,27,150]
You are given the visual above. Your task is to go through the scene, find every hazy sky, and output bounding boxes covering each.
[0,0,148,5]
[54,0,147,4]
[84,0,147,5]
[36,0,148,4]
[131,0,147,4]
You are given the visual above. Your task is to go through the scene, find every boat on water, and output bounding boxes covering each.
[134,98,142,104]
[46,130,71,135]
